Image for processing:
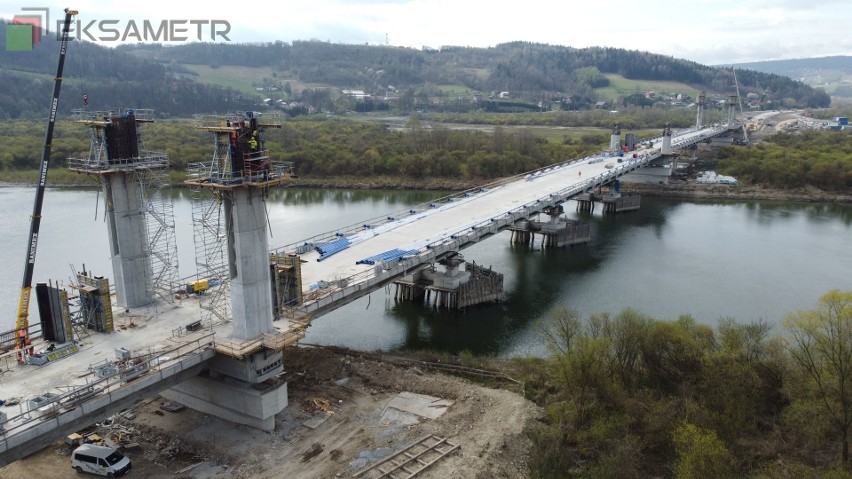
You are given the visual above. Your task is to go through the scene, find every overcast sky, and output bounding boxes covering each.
[2,0,851,65]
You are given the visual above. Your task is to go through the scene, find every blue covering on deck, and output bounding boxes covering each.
[316,237,352,261]
[356,249,419,265]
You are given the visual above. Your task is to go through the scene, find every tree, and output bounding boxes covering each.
[672,422,734,479]
[785,290,852,463]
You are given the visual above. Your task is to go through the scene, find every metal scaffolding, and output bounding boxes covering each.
[186,112,294,328]
[67,108,179,305]
[189,187,231,326]
[135,160,180,303]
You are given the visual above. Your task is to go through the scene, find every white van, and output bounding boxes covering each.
[71,444,132,477]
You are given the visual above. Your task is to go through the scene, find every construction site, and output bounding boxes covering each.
[0,11,543,476]
[0,99,543,478]
[1,10,751,477]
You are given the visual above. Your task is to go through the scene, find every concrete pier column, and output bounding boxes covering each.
[104,173,153,308]
[696,91,706,128]
[662,123,672,155]
[610,124,621,152]
[225,188,275,340]
[727,94,737,129]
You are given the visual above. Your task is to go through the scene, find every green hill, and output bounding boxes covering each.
[0,21,831,120]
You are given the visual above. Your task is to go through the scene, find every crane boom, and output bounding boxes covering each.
[15,8,78,360]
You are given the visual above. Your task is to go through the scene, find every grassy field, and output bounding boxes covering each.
[437,84,479,96]
[179,65,283,94]
[596,74,699,101]
[457,67,490,80]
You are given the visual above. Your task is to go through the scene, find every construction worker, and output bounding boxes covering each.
[248,136,258,151]
[16,330,32,363]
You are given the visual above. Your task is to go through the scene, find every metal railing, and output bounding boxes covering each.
[0,334,214,448]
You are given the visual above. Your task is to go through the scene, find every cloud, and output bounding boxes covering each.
[10,0,852,64]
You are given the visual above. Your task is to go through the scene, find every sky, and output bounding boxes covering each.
[2,0,851,65]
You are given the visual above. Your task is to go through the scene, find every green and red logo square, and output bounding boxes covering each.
[5,8,49,51]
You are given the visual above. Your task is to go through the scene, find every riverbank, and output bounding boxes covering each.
[290,176,852,203]
[620,181,852,203]
[2,175,850,204]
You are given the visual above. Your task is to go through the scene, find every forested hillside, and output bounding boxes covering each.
[123,41,829,109]
[0,20,830,119]
[0,21,255,119]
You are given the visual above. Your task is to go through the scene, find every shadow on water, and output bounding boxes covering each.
[382,197,677,355]
[268,188,450,208]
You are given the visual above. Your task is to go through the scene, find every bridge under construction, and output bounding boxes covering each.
[0,111,739,465]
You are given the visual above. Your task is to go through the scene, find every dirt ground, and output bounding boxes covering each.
[0,346,541,479]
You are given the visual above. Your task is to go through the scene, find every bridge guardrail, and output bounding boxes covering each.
[0,334,214,450]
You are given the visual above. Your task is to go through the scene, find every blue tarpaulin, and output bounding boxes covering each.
[315,237,352,261]
[356,249,419,265]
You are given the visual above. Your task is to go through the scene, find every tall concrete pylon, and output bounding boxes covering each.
[610,124,621,152]
[727,94,738,129]
[662,123,672,155]
[166,112,297,431]
[68,109,177,309]
[696,90,706,128]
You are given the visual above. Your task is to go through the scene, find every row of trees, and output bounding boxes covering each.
[514,290,852,478]
[0,117,605,182]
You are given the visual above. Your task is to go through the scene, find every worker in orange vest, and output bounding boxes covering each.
[16,330,32,363]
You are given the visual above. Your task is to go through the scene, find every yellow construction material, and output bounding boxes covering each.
[185,279,210,294]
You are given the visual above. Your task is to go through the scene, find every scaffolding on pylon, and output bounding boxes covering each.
[186,111,295,328]
[67,108,179,305]
[189,187,231,326]
[135,161,180,303]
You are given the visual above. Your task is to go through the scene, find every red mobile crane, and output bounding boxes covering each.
[14,8,78,363]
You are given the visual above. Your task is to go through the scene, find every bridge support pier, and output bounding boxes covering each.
[160,369,287,432]
[104,172,154,309]
[509,210,590,248]
[393,256,502,310]
[510,229,534,245]
[601,194,641,214]
[576,194,595,213]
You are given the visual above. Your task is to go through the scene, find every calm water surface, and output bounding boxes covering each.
[0,186,849,357]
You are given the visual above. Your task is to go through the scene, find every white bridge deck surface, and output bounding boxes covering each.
[293,126,725,291]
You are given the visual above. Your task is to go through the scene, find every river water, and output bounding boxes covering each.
[0,186,849,357]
